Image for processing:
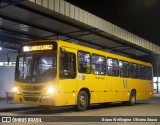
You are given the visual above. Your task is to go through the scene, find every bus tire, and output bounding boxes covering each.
[129,90,136,106]
[76,91,89,111]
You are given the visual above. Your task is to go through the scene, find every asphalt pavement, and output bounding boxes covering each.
[0,94,159,112]
[0,100,38,112]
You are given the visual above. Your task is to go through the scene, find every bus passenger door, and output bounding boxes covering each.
[58,48,77,106]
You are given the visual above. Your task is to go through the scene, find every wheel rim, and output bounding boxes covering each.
[79,95,87,107]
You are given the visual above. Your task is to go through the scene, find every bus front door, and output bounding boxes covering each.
[57,48,77,106]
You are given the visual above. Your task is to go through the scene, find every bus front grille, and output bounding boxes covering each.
[20,86,43,91]
[23,92,41,96]
[24,97,39,102]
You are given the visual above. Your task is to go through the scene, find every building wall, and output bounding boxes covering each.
[0,67,15,98]
[153,77,160,93]
[0,50,17,98]
[0,50,17,62]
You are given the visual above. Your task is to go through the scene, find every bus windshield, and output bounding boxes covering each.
[15,53,56,83]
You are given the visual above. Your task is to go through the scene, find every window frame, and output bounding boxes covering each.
[119,60,129,78]
[129,62,138,79]
[107,57,119,77]
[146,66,153,80]
[138,64,146,80]
[77,50,91,74]
[15,52,57,83]
[91,54,106,75]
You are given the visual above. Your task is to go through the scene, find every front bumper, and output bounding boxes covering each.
[14,93,57,106]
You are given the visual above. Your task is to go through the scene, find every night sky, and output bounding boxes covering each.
[65,0,160,46]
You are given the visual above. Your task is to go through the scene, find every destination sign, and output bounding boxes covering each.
[23,44,53,52]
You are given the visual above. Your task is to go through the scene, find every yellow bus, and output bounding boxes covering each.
[13,40,153,111]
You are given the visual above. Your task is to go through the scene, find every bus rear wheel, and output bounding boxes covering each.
[129,90,136,106]
[76,91,89,111]
[123,90,136,106]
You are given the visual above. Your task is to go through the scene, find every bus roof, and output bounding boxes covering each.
[57,40,152,67]
[21,40,152,67]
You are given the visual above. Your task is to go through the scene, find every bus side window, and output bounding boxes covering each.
[79,63,87,73]
[146,66,153,80]
[139,65,146,80]
[107,58,119,77]
[119,60,129,78]
[130,63,138,79]
[60,52,76,79]
[78,51,91,74]
[92,54,106,75]
[108,67,113,76]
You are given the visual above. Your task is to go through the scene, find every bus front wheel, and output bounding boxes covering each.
[76,91,89,111]
[129,90,136,106]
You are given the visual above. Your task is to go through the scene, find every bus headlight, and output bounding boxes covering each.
[12,87,19,93]
[47,87,55,95]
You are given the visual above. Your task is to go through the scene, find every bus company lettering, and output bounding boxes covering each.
[95,77,104,80]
